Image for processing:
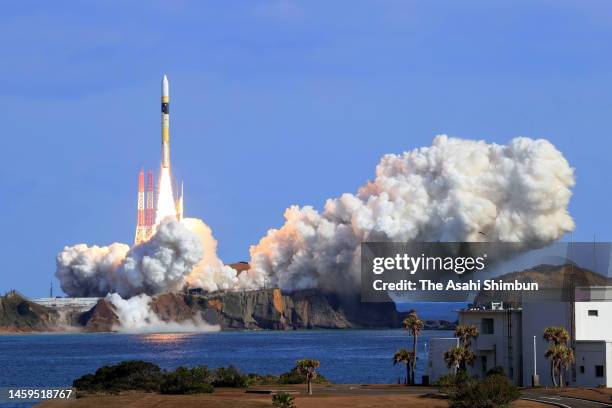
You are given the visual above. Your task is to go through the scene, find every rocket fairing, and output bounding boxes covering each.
[161,75,170,168]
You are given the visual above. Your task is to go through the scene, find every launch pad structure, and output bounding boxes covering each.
[134,75,184,245]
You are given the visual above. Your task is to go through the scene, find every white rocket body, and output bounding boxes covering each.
[155,75,178,225]
[161,75,170,168]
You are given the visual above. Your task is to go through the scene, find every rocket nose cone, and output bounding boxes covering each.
[162,75,169,97]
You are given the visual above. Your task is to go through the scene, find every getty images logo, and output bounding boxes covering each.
[371,253,488,275]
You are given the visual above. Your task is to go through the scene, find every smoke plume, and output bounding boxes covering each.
[106,293,220,333]
[56,135,575,297]
[56,219,204,297]
[246,136,575,291]
[182,218,255,291]
[119,219,203,295]
[55,243,129,297]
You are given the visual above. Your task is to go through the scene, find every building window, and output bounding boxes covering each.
[482,318,494,334]
[595,365,604,378]
[588,310,598,316]
[580,365,584,374]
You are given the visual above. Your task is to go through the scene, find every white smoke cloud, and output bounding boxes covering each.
[56,219,204,297]
[55,243,129,297]
[117,219,203,296]
[56,135,576,297]
[183,218,235,291]
[182,218,254,291]
[106,293,220,333]
[245,136,575,291]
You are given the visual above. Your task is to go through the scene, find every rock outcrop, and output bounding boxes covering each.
[79,299,120,332]
[196,288,407,330]
[0,291,59,332]
[1,288,455,333]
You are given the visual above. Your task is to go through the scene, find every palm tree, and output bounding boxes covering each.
[545,343,574,388]
[393,348,415,385]
[402,310,424,384]
[444,345,476,372]
[444,346,463,373]
[296,359,320,395]
[455,324,479,349]
[543,326,571,387]
[557,345,574,388]
[444,324,478,375]
[544,344,561,387]
[543,327,569,346]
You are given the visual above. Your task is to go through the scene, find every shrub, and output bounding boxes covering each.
[278,367,328,385]
[272,392,295,408]
[72,374,96,391]
[449,374,519,408]
[160,366,214,394]
[434,373,456,392]
[73,360,163,393]
[246,373,281,386]
[212,365,248,388]
[435,370,470,394]
[485,366,505,377]
[483,374,520,406]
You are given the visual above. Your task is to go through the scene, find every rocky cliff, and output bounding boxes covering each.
[75,288,411,331]
[79,299,120,332]
[196,288,408,330]
[0,291,60,332]
[0,288,452,333]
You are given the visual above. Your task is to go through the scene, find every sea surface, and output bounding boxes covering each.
[0,329,451,407]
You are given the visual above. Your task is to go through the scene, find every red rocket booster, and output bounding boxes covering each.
[137,169,145,226]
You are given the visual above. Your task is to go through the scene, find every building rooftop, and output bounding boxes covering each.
[460,301,522,313]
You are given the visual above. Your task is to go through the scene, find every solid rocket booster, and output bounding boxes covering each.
[161,75,170,168]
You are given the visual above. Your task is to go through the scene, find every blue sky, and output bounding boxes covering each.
[2,1,612,296]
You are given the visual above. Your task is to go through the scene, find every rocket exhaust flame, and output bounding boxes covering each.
[155,167,177,225]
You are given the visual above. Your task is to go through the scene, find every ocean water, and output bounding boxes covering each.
[0,329,451,406]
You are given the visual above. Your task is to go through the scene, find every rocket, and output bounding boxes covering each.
[153,74,184,227]
[135,74,184,243]
[161,75,170,168]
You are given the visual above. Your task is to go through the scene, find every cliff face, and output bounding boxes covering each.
[1,288,452,332]
[79,299,120,332]
[0,291,59,332]
[197,288,405,330]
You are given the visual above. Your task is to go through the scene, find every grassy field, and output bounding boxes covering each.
[37,384,550,408]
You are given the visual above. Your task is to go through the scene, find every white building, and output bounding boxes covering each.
[430,287,612,388]
[458,304,523,385]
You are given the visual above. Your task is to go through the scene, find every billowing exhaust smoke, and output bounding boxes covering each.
[182,218,256,291]
[106,293,220,333]
[246,136,575,291]
[56,135,575,297]
[56,219,203,297]
[55,243,129,297]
